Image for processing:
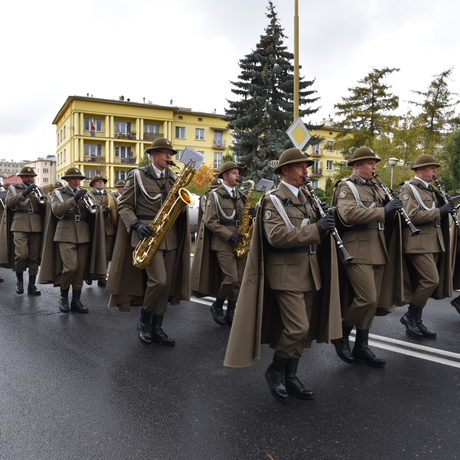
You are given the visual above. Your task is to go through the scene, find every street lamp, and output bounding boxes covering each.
[389,157,399,190]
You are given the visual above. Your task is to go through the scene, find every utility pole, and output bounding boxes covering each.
[294,0,299,121]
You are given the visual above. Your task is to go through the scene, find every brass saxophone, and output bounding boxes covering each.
[234,180,255,258]
[132,161,196,269]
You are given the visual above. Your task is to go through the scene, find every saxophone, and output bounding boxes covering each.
[234,180,255,258]
[132,161,196,269]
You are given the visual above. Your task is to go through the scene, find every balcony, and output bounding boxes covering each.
[311,149,323,156]
[213,141,227,149]
[86,155,106,164]
[115,132,137,140]
[143,132,164,142]
[310,168,322,176]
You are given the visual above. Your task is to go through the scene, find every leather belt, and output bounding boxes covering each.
[270,245,317,254]
[14,209,40,215]
[61,216,87,222]
[137,215,155,221]
[220,220,240,227]
[417,221,440,228]
[345,223,385,231]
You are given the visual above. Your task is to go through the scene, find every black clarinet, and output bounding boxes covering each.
[303,179,353,264]
[433,175,460,233]
[372,174,420,236]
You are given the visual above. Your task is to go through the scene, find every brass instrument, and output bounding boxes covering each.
[81,190,99,214]
[433,175,460,233]
[373,174,420,236]
[234,180,255,258]
[104,193,119,226]
[0,190,6,209]
[304,179,353,263]
[132,160,196,269]
[32,186,47,204]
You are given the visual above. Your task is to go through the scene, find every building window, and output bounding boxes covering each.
[84,118,102,132]
[43,178,49,183]
[214,131,223,147]
[64,126,66,138]
[85,169,102,180]
[43,168,49,173]
[311,178,319,189]
[198,118,202,122]
[327,141,333,151]
[175,127,185,139]
[341,161,347,169]
[64,149,66,161]
[178,116,183,120]
[115,121,131,135]
[85,144,102,157]
[115,170,128,181]
[214,152,223,169]
[313,144,320,155]
[176,150,184,160]
[144,124,160,134]
[115,146,133,159]
[195,128,205,140]
[326,160,334,171]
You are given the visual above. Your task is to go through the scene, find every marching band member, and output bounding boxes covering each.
[38,167,106,313]
[106,138,190,347]
[224,149,341,402]
[3,167,46,295]
[196,176,221,231]
[114,180,125,199]
[191,162,255,326]
[399,154,454,338]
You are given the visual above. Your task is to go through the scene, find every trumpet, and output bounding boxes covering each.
[81,191,99,214]
[32,186,47,204]
[372,174,420,236]
[433,175,460,233]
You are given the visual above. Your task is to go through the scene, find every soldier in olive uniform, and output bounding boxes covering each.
[5,166,45,295]
[399,154,454,338]
[0,185,5,282]
[107,138,191,347]
[88,174,116,287]
[197,176,221,231]
[114,180,125,199]
[331,147,403,368]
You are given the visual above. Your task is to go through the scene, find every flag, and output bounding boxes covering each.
[91,119,95,131]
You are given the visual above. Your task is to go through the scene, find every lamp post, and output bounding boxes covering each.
[389,157,399,190]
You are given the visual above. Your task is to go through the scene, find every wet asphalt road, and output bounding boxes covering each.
[1,268,460,460]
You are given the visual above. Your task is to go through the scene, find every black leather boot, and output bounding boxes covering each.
[400,303,423,338]
[27,275,41,296]
[152,315,175,346]
[451,295,460,315]
[97,278,107,287]
[415,306,437,338]
[138,309,153,346]
[264,353,289,402]
[59,287,70,313]
[225,300,237,326]
[210,297,226,326]
[16,272,24,294]
[285,358,314,400]
[70,290,89,313]
[331,321,355,364]
[352,329,386,368]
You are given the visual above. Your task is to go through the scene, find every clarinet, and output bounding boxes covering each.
[433,175,460,233]
[372,174,420,236]
[303,179,353,264]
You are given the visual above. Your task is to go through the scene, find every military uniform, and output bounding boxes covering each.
[4,167,45,295]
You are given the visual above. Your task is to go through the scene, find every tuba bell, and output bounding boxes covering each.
[104,193,119,225]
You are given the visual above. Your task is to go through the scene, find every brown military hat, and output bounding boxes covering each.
[274,148,313,174]
[145,137,177,155]
[411,154,441,170]
[114,180,125,187]
[62,167,86,180]
[89,174,107,187]
[347,146,381,166]
[17,166,37,177]
[54,181,64,188]
[209,178,222,188]
[218,161,243,178]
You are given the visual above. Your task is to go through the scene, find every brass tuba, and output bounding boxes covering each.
[132,161,196,269]
[234,180,255,258]
[104,193,119,226]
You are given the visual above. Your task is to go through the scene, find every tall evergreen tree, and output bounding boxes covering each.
[333,67,400,153]
[224,1,321,183]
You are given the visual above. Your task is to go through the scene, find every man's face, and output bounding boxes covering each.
[67,177,81,190]
[116,186,124,194]
[416,165,437,182]
[151,150,172,171]
[223,168,240,187]
[354,159,377,181]
[282,162,309,188]
[93,179,105,191]
[22,175,35,186]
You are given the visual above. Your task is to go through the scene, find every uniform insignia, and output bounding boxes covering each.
[264,210,272,220]
[125,179,132,188]
[339,190,347,198]
[402,193,410,201]
[207,200,211,206]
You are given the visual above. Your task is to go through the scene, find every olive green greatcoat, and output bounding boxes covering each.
[106,163,191,312]
[37,186,106,286]
[224,184,342,368]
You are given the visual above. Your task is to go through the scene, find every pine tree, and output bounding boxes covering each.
[333,67,400,153]
[224,1,321,183]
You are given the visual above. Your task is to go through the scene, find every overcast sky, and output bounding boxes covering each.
[1,0,459,163]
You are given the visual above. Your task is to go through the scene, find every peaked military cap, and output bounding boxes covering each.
[114,180,125,187]
[274,148,314,174]
[411,154,441,170]
[347,147,381,166]
[18,166,37,177]
[145,137,177,155]
[89,174,107,187]
[218,161,243,178]
[62,167,86,180]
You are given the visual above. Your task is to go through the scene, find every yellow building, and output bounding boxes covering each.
[52,96,232,189]
[304,120,348,190]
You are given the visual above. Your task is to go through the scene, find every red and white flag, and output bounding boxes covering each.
[91,119,95,131]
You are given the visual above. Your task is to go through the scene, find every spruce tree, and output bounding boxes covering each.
[224,1,321,183]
